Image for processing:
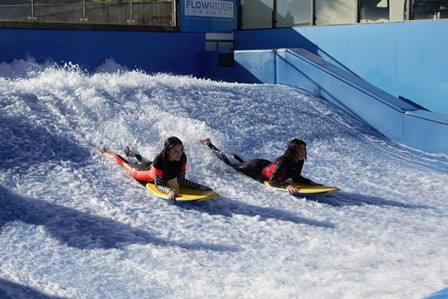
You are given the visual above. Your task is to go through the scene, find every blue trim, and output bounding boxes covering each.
[235,20,448,115]
[406,110,448,125]
[424,287,448,299]
[235,48,448,153]
[273,50,361,121]
[283,49,418,113]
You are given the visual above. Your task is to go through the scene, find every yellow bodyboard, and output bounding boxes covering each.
[146,183,219,202]
[264,181,340,194]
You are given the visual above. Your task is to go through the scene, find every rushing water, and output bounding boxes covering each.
[1,59,447,299]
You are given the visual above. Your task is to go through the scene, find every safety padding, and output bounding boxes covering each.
[234,50,276,84]
[404,110,448,153]
[235,48,448,153]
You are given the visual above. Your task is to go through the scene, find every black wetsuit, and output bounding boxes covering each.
[206,142,312,187]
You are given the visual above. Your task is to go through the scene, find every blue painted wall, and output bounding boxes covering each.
[235,20,448,115]
[235,48,448,153]
[0,28,207,75]
[1,20,446,152]
[424,287,448,299]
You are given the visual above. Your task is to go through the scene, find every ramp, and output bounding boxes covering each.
[235,48,448,153]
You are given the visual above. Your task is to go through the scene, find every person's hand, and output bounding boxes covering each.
[199,138,211,145]
[168,191,178,201]
[287,185,299,194]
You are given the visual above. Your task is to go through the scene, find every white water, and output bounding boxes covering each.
[1,59,447,299]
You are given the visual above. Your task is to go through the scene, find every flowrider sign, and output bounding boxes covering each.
[180,0,237,32]
[185,0,234,18]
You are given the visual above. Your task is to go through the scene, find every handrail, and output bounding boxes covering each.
[280,48,419,113]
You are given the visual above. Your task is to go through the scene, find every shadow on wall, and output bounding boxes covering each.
[234,27,361,80]
[236,27,318,54]
[0,278,67,299]
[233,61,264,83]
[0,186,238,252]
[197,51,264,83]
[0,28,205,75]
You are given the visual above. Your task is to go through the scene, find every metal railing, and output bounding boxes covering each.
[2,0,447,30]
[0,0,176,27]
[239,0,448,30]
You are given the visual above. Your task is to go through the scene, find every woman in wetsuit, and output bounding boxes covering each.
[103,136,209,201]
[200,138,316,194]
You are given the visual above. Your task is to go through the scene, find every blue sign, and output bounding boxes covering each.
[179,0,238,33]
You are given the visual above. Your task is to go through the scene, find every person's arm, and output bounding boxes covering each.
[291,161,319,185]
[177,173,210,190]
[152,154,174,193]
[268,160,289,188]
[177,163,210,190]
[152,154,177,200]
[270,160,306,194]
[154,171,175,194]
[293,176,314,184]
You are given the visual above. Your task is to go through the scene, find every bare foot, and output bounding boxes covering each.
[123,146,131,157]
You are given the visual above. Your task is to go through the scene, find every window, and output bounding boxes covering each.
[0,0,175,27]
[240,0,273,29]
[314,0,357,25]
[277,0,312,27]
[411,0,448,20]
[0,0,31,21]
[359,0,390,23]
[34,0,83,23]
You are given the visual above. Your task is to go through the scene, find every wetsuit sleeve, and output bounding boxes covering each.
[155,175,173,194]
[291,161,313,184]
[152,154,174,194]
[176,157,204,189]
[292,176,313,185]
[292,175,313,184]
[268,159,289,187]
[177,171,204,189]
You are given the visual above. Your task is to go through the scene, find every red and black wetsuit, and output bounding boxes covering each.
[103,150,203,194]
[149,152,203,193]
[206,142,312,187]
[260,157,312,187]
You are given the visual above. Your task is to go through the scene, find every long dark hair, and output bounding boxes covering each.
[280,138,306,161]
[162,136,183,160]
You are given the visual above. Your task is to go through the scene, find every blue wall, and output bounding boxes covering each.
[235,48,448,153]
[0,28,207,75]
[1,21,447,152]
[424,287,448,299]
[235,20,448,115]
